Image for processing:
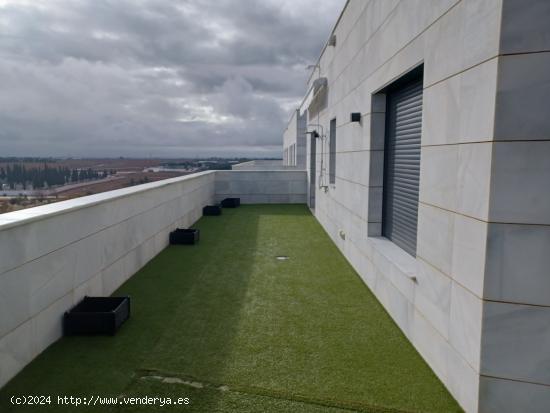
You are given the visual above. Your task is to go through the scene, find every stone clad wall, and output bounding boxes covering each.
[297,1,549,411]
[302,0,550,411]
[477,1,550,410]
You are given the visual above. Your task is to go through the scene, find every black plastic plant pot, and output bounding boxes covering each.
[221,198,241,208]
[64,296,130,336]
[169,228,200,245]
[203,205,222,216]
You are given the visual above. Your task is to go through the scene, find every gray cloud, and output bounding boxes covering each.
[0,0,345,157]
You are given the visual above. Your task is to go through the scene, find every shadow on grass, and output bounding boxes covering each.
[121,204,265,412]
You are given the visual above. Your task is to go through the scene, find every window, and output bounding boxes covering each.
[329,118,336,184]
[382,67,423,256]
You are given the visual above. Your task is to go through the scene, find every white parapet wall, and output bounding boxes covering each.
[215,170,307,203]
[0,169,307,388]
[0,171,215,388]
[231,160,301,171]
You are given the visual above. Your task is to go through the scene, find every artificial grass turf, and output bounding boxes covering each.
[0,204,462,413]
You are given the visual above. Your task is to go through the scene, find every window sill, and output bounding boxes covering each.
[367,236,418,283]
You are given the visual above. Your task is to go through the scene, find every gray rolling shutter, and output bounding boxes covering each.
[329,118,336,184]
[382,78,423,256]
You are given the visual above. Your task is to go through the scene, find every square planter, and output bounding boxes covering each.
[169,228,200,245]
[64,296,131,336]
[203,205,222,216]
[221,198,241,208]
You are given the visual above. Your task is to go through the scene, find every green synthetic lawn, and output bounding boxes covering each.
[0,205,462,413]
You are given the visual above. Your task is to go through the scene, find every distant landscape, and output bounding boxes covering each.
[0,157,257,214]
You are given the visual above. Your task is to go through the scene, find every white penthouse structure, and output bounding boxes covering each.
[283,1,550,412]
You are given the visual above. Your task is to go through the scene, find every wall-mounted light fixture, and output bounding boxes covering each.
[328,34,337,47]
[350,112,361,123]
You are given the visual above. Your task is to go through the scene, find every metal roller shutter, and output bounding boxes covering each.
[382,77,423,256]
[329,118,336,184]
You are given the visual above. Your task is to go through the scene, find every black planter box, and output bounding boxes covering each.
[203,205,222,216]
[64,296,130,336]
[169,228,200,245]
[221,198,241,208]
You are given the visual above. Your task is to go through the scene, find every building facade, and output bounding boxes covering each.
[291,1,550,412]
[283,109,307,168]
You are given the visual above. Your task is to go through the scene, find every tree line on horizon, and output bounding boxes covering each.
[0,164,116,190]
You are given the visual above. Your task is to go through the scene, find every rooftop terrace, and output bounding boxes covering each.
[0,204,460,412]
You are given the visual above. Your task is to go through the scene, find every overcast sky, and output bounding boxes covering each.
[0,0,345,158]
